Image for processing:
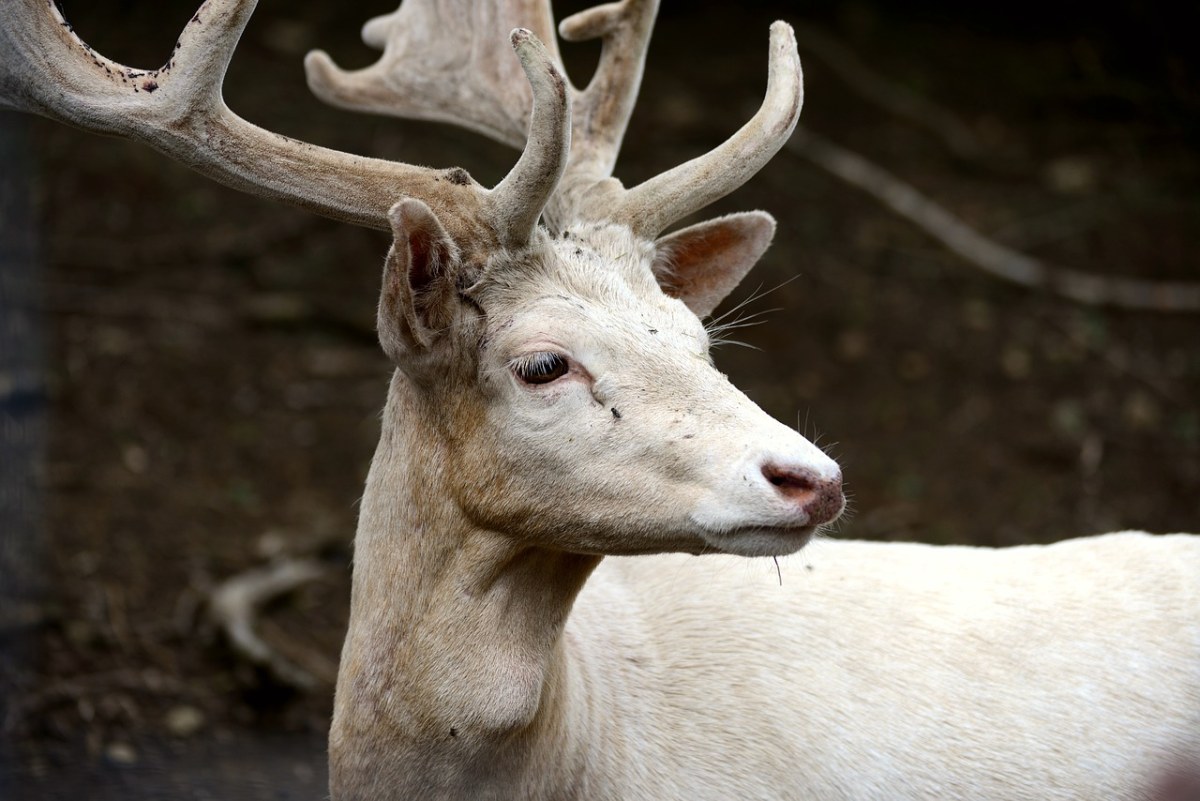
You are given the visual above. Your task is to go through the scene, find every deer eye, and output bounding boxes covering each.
[511,352,570,385]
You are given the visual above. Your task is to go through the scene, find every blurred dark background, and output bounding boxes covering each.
[2,0,1198,797]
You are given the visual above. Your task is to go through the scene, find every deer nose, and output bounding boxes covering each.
[761,463,845,525]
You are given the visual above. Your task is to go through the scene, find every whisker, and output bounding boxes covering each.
[705,308,783,337]
[706,275,802,328]
[709,338,762,351]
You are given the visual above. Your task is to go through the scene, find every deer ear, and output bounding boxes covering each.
[651,211,776,317]
[379,199,461,359]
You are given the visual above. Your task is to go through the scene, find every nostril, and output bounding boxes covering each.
[762,464,817,495]
[762,463,845,525]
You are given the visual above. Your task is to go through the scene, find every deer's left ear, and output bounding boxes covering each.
[379,199,461,360]
[651,211,777,317]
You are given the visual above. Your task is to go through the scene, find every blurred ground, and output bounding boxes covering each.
[1,0,1198,798]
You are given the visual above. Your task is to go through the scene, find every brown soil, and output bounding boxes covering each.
[2,1,1197,798]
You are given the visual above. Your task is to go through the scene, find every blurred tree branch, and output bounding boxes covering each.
[794,25,983,160]
[791,127,1200,312]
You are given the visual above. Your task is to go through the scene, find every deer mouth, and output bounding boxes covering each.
[700,523,819,558]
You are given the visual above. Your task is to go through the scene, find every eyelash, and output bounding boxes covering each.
[509,352,570,385]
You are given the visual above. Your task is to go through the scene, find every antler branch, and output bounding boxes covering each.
[488,29,571,248]
[305,3,802,239]
[0,0,487,235]
[7,0,802,248]
[558,0,659,181]
[0,0,568,251]
[602,22,803,237]
[305,0,561,149]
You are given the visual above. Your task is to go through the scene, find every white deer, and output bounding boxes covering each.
[3,1,1197,799]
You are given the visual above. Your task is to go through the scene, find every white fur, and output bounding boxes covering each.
[567,534,1200,800]
[329,223,1200,800]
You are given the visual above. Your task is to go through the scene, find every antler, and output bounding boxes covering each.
[602,21,803,237]
[306,0,561,150]
[0,0,568,251]
[305,1,803,238]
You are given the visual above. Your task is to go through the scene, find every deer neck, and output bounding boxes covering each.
[331,370,599,797]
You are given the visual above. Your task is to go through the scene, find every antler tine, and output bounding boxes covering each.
[489,30,571,249]
[305,1,562,150]
[602,21,804,238]
[558,0,660,181]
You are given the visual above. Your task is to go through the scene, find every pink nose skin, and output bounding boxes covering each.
[761,463,844,526]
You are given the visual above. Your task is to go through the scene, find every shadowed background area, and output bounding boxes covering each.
[1,0,1198,797]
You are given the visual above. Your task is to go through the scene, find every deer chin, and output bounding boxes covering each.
[698,524,819,558]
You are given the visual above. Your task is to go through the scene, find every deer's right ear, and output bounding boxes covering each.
[651,212,776,318]
[379,199,461,359]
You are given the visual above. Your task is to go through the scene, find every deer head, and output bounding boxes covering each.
[380,205,843,557]
[0,0,843,558]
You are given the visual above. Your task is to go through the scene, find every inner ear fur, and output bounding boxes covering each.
[651,211,776,318]
[379,198,461,360]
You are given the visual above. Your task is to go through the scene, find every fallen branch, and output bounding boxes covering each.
[207,558,328,690]
[793,26,983,160]
[790,127,1200,312]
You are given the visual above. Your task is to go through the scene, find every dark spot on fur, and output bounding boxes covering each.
[449,727,458,738]
[611,407,622,420]
[444,168,471,186]
[142,79,158,93]
[648,328,658,334]
[574,247,583,256]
